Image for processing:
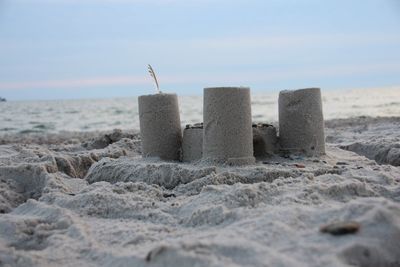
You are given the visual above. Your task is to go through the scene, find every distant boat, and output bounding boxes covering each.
[0,97,6,102]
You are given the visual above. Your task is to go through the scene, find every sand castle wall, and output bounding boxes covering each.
[182,124,203,162]
[182,123,278,162]
[252,123,278,158]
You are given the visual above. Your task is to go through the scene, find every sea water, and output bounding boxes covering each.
[0,88,399,135]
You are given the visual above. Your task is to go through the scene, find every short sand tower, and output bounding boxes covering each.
[138,93,182,160]
[182,123,203,162]
[278,88,325,156]
[203,87,255,165]
[252,123,278,158]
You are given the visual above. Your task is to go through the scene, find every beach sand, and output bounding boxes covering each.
[0,116,399,267]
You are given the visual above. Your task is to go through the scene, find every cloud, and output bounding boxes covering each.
[194,33,400,48]
[0,76,148,90]
[1,62,399,91]
[9,0,220,5]
[2,32,399,54]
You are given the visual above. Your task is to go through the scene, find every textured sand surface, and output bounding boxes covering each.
[326,116,400,166]
[0,118,399,267]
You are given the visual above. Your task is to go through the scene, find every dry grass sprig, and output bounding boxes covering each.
[147,64,161,94]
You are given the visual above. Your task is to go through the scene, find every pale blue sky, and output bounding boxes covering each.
[0,0,399,100]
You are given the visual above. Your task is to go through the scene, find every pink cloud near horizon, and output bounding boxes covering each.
[1,62,400,91]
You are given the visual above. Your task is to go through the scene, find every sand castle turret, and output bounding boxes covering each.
[278,87,325,156]
[202,87,255,165]
[138,93,182,160]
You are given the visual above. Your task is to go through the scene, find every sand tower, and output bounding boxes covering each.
[278,88,325,156]
[202,87,255,165]
[138,93,182,160]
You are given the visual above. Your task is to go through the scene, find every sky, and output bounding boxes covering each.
[0,0,399,100]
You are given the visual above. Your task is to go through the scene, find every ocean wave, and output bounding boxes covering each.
[0,127,17,132]
[18,129,45,134]
[376,102,400,107]
[33,124,55,130]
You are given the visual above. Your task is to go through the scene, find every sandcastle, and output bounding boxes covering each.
[138,86,325,164]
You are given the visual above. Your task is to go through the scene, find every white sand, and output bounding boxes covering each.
[0,118,399,267]
[326,116,400,166]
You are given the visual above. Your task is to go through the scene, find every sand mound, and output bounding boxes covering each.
[85,158,217,189]
[0,133,139,216]
[326,116,400,166]
[0,120,400,266]
[0,178,25,213]
[339,199,400,267]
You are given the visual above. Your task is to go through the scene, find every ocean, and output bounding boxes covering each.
[0,88,399,135]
